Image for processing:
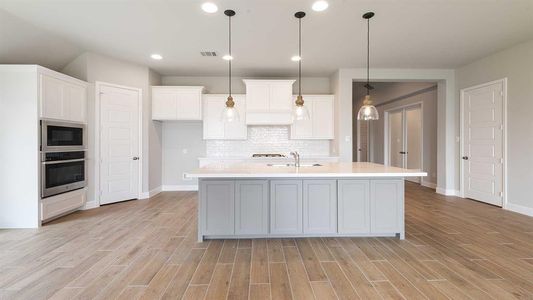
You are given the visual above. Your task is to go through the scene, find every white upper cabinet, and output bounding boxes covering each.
[243,79,295,125]
[290,95,334,139]
[40,74,87,123]
[203,94,247,140]
[152,86,204,120]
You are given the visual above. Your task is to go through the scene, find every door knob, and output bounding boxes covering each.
[133,157,139,160]
[462,156,469,160]
[399,151,407,154]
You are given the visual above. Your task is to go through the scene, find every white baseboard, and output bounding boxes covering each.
[436,187,459,196]
[421,181,437,189]
[505,203,533,217]
[162,185,199,191]
[81,200,99,210]
[140,186,163,199]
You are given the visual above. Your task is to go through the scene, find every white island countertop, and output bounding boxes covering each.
[186,162,427,178]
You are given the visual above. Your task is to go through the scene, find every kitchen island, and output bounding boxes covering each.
[186,162,426,241]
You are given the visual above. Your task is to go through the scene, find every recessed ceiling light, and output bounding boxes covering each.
[222,55,233,60]
[150,54,163,60]
[312,0,329,12]
[202,2,218,13]
[291,55,301,62]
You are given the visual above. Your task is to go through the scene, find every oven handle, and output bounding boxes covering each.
[42,159,86,165]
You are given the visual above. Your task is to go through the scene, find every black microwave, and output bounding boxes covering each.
[40,120,86,152]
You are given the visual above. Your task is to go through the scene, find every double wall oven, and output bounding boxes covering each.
[40,120,87,198]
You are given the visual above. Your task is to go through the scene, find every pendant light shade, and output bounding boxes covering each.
[222,9,239,123]
[357,12,379,121]
[292,11,310,121]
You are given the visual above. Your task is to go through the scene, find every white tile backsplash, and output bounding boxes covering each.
[206,126,330,157]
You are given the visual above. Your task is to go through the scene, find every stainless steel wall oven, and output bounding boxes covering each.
[41,151,86,198]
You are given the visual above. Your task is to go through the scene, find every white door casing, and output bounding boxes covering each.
[97,83,141,205]
[461,79,505,207]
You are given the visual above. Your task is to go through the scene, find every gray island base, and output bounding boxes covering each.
[186,162,427,242]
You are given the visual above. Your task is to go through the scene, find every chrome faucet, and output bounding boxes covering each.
[290,151,300,167]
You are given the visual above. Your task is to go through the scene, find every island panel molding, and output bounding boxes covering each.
[190,162,426,241]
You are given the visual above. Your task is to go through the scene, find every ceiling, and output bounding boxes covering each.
[1,0,533,76]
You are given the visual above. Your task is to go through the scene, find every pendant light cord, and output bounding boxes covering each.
[298,17,302,97]
[228,14,232,97]
[366,17,370,96]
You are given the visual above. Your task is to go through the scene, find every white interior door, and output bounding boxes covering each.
[387,105,422,183]
[405,106,422,183]
[99,84,140,205]
[357,120,369,162]
[388,110,404,168]
[462,81,504,206]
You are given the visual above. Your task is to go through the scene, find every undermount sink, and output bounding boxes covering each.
[267,163,322,167]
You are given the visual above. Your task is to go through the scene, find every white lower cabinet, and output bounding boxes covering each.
[235,180,269,234]
[270,180,303,234]
[303,180,337,234]
[370,180,403,234]
[337,180,370,233]
[41,188,86,222]
[200,180,235,235]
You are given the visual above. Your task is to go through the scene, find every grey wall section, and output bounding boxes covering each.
[148,70,162,191]
[162,121,205,187]
[62,52,162,203]
[162,76,331,94]
[352,83,438,185]
[456,39,533,212]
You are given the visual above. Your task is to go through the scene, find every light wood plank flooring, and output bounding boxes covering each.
[1,183,533,299]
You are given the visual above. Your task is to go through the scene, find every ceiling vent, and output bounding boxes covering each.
[200,51,217,57]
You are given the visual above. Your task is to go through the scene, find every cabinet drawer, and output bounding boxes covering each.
[41,189,86,222]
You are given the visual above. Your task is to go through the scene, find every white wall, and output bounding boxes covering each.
[353,83,438,186]
[148,70,162,192]
[456,39,533,215]
[62,52,162,204]
[330,68,456,194]
[0,66,40,228]
[162,76,331,94]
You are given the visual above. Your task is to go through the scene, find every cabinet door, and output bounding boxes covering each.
[338,180,370,233]
[224,95,247,139]
[303,180,337,234]
[203,95,225,139]
[269,84,292,112]
[200,180,235,235]
[235,180,269,235]
[65,83,87,122]
[270,180,302,234]
[177,91,202,120]
[152,90,177,120]
[312,97,334,139]
[40,74,65,120]
[370,180,403,234]
[246,84,270,112]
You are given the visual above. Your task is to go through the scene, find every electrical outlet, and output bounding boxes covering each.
[182,173,192,181]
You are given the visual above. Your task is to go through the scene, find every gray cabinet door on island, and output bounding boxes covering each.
[270,180,303,234]
[338,180,370,233]
[200,180,235,235]
[303,180,337,234]
[370,180,404,234]
[235,180,269,234]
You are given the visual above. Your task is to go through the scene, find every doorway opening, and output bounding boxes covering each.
[352,81,438,189]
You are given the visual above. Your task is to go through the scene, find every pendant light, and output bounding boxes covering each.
[221,9,239,122]
[357,12,379,121]
[292,11,310,121]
